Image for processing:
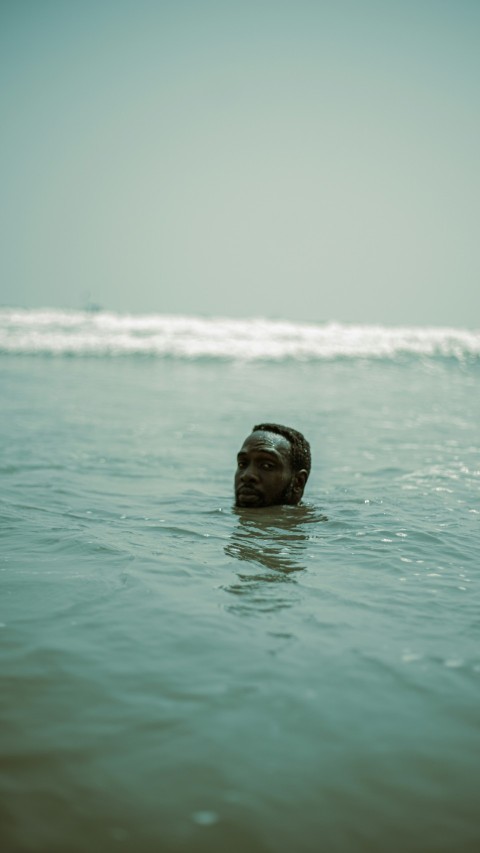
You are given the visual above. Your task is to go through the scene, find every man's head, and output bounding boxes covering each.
[234,423,311,508]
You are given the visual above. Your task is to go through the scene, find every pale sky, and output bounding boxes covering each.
[1,0,479,326]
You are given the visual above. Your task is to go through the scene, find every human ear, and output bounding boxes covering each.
[293,469,308,497]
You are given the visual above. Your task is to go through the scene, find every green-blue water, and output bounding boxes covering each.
[1,314,480,852]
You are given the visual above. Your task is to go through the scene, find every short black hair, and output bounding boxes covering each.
[252,423,311,481]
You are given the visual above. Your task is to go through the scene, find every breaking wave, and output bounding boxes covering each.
[1,308,479,361]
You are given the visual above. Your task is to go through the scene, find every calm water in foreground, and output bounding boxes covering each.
[1,314,479,852]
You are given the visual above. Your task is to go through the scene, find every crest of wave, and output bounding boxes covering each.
[0,308,479,360]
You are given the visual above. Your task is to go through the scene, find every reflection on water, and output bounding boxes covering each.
[224,505,328,613]
[226,503,327,574]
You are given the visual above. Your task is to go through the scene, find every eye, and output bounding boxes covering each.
[237,460,246,469]
[261,462,274,470]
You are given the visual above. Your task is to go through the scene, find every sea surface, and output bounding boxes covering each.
[1,309,479,852]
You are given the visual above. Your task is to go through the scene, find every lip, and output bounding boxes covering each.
[236,487,263,504]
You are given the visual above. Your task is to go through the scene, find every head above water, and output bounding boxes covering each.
[234,423,311,508]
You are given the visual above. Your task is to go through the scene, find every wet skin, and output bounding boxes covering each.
[234,431,307,508]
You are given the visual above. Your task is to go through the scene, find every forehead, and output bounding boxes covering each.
[238,430,292,461]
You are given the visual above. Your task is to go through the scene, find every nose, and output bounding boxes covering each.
[240,463,259,484]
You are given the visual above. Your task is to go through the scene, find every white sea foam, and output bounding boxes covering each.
[0,307,479,360]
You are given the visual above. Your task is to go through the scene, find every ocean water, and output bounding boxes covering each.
[1,309,479,853]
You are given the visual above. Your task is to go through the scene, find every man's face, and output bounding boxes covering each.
[234,430,297,508]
